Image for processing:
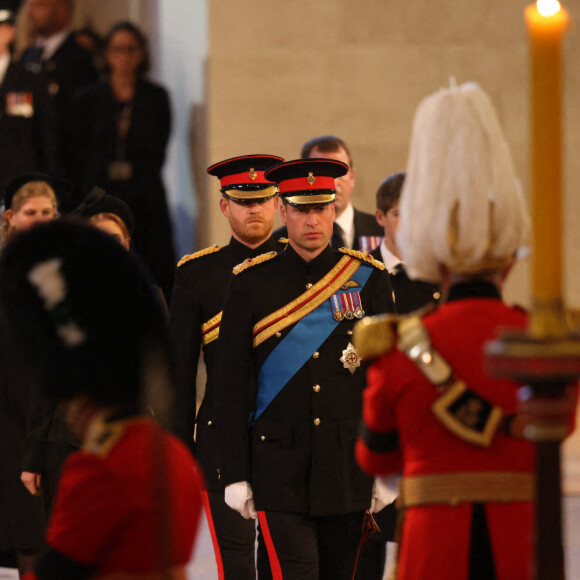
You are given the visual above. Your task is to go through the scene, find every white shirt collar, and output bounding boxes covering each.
[334,202,355,249]
[0,53,10,86]
[380,240,402,274]
[36,28,69,61]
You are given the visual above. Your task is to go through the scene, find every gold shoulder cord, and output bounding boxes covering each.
[338,247,386,270]
[177,245,221,267]
[233,251,278,275]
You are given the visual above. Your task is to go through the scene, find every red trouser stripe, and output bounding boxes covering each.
[202,491,225,580]
[257,511,283,579]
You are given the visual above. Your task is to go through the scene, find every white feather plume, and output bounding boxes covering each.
[397,82,530,283]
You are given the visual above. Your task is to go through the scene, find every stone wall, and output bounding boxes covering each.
[206,0,580,309]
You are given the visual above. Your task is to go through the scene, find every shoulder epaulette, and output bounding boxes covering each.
[353,313,399,360]
[277,237,289,245]
[233,251,278,275]
[339,248,386,270]
[397,314,453,385]
[177,245,222,267]
[83,417,125,458]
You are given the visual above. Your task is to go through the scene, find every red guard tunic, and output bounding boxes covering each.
[24,417,204,580]
[356,284,535,580]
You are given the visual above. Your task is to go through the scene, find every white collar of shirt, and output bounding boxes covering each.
[334,202,355,249]
[36,28,69,61]
[0,53,10,86]
[380,241,402,274]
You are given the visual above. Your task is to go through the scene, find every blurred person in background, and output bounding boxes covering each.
[371,171,440,314]
[302,135,384,252]
[1,173,57,246]
[0,173,58,577]
[19,0,97,212]
[0,1,57,199]
[72,26,103,74]
[70,21,175,303]
[73,185,134,251]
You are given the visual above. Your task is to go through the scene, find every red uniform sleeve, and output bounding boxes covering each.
[356,353,403,476]
[46,452,121,566]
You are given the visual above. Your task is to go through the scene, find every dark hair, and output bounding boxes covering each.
[300,135,353,168]
[104,21,150,75]
[376,171,406,213]
[74,26,103,52]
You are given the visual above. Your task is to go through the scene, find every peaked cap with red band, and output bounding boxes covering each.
[207,154,284,203]
[264,158,349,206]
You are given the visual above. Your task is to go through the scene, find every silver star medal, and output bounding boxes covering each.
[340,342,361,375]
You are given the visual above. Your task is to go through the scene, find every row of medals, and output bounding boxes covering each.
[334,307,364,321]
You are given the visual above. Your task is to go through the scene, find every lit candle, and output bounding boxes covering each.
[525,0,570,336]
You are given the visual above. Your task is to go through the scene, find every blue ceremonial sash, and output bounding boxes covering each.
[252,263,373,424]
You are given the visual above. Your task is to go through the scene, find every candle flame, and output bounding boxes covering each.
[537,0,561,17]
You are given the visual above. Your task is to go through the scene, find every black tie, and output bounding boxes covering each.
[331,222,345,249]
[23,45,45,73]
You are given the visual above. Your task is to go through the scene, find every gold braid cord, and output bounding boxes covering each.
[201,312,222,346]
[177,245,221,268]
[338,247,386,270]
[233,251,278,275]
[252,256,361,347]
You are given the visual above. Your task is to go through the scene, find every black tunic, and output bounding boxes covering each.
[169,236,282,491]
[0,322,46,552]
[370,246,440,314]
[0,62,57,198]
[215,244,394,516]
[20,34,98,211]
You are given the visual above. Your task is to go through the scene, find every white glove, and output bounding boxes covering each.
[370,476,399,513]
[224,481,257,519]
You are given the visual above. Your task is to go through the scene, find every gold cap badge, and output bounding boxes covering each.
[249,168,257,181]
[307,172,315,186]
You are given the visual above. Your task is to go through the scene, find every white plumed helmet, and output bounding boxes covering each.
[397,81,530,283]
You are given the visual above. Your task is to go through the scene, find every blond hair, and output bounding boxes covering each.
[1,181,58,243]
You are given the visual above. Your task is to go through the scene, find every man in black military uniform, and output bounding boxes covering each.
[0,1,57,198]
[19,0,97,211]
[372,171,440,314]
[215,158,395,579]
[170,154,284,579]
[275,136,384,252]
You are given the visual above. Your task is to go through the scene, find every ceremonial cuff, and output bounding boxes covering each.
[359,424,400,453]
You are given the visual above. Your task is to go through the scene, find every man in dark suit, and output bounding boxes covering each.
[19,0,97,211]
[0,2,57,198]
[170,154,284,579]
[215,158,395,579]
[371,171,440,314]
[302,135,384,252]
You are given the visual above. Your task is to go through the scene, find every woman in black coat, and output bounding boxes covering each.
[70,22,175,301]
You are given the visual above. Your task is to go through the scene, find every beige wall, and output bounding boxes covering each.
[206,0,580,310]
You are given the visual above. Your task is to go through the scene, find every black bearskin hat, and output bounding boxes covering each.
[0,221,169,412]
